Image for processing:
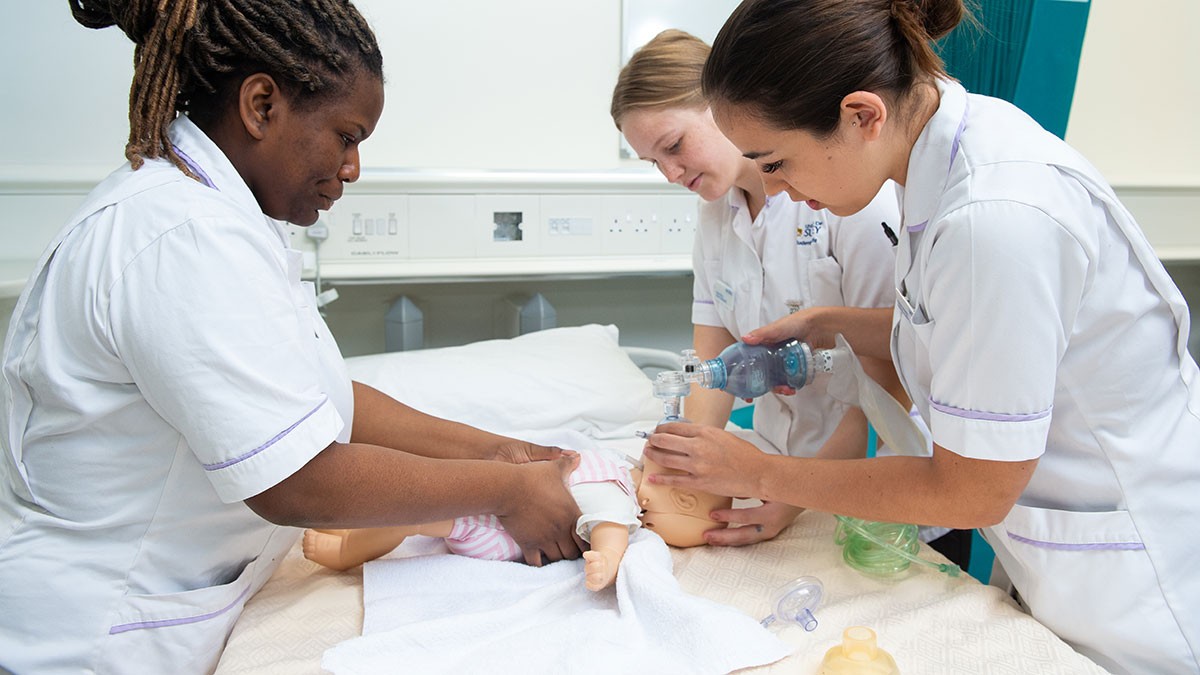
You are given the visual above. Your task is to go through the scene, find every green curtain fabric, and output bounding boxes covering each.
[937,0,1036,103]
[937,0,1091,139]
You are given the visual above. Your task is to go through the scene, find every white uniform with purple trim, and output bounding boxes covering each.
[692,185,898,458]
[0,116,351,674]
[893,78,1200,673]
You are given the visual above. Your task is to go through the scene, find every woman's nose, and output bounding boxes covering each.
[339,147,361,183]
[659,160,685,185]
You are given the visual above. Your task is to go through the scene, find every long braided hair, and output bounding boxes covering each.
[68,0,384,180]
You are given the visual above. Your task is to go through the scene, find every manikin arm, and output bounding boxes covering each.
[582,522,630,592]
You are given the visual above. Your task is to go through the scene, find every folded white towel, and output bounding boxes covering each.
[322,529,792,675]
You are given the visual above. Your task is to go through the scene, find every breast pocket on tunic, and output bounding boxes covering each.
[992,503,1191,671]
[96,542,280,675]
[805,257,845,307]
[704,261,739,330]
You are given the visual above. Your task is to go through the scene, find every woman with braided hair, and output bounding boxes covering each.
[640,0,1200,672]
[0,2,583,671]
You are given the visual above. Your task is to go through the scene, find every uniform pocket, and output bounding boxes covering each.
[805,257,844,307]
[996,503,1193,672]
[96,554,264,675]
[703,261,738,328]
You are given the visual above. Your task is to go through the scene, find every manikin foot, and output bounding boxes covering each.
[303,529,357,571]
[302,528,408,572]
[583,548,621,591]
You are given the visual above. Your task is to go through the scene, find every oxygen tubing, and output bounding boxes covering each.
[834,516,961,578]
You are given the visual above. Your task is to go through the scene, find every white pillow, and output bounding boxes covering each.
[344,324,662,439]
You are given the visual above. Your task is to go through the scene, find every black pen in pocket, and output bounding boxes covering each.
[881,221,898,247]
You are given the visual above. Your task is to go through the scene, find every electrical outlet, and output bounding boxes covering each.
[600,195,661,255]
[660,194,699,254]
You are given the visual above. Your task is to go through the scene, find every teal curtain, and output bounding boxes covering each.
[937,0,1091,139]
[936,0,1035,103]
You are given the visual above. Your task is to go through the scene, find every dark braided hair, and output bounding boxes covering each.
[68,0,384,179]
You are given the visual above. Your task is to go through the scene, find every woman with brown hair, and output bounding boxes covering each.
[643,1,1200,672]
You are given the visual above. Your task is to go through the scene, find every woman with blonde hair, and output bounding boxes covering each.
[611,30,958,553]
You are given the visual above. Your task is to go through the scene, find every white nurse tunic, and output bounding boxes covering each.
[692,184,898,457]
[892,78,1199,673]
[0,116,353,674]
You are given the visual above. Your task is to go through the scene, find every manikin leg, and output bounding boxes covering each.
[302,521,455,571]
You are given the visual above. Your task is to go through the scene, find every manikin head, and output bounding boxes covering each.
[632,456,731,547]
[610,29,753,203]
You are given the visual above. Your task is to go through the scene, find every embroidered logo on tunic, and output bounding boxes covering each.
[796,220,823,246]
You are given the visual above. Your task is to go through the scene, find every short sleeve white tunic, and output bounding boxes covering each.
[0,117,353,674]
[692,185,899,456]
[893,79,1199,673]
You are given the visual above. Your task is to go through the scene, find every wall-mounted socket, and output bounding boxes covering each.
[600,195,662,255]
[476,194,540,257]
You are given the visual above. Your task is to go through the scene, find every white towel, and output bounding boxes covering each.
[322,529,792,675]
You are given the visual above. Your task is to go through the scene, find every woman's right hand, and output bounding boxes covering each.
[496,453,584,567]
[743,306,833,348]
[745,306,895,363]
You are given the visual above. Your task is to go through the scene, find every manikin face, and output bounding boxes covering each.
[620,106,749,202]
[712,105,884,217]
[634,457,731,547]
[243,71,385,226]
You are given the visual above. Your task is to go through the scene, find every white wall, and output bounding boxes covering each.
[1066,0,1200,187]
[2,0,1199,356]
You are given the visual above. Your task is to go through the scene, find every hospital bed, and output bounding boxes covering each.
[213,325,1106,674]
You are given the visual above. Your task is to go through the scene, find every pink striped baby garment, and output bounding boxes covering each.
[443,450,633,561]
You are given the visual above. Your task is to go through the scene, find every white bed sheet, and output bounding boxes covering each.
[215,439,1105,675]
[214,329,1107,673]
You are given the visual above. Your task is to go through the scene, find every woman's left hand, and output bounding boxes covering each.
[490,441,570,465]
[703,501,804,546]
[641,422,770,499]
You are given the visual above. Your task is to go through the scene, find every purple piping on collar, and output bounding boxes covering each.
[203,397,329,471]
[171,145,217,190]
[928,398,1051,422]
[1007,532,1145,552]
[109,585,253,634]
[694,299,716,306]
[903,93,969,236]
[947,96,969,180]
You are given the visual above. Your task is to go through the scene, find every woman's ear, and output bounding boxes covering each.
[840,91,888,141]
[237,73,280,141]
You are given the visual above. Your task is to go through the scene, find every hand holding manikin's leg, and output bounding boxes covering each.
[582,522,631,591]
[302,522,455,571]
